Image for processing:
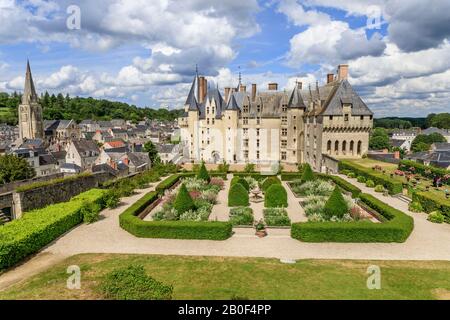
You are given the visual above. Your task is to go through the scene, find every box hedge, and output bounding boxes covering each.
[262,176,282,192]
[232,173,275,181]
[399,159,449,185]
[265,184,288,208]
[339,160,403,195]
[120,175,233,240]
[412,191,450,220]
[0,189,107,270]
[291,193,414,243]
[280,173,303,181]
[228,183,249,207]
[155,174,181,194]
[316,174,362,198]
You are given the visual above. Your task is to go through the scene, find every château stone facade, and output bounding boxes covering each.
[179,64,374,173]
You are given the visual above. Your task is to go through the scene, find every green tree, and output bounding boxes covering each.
[143,141,160,165]
[323,187,348,219]
[369,128,390,150]
[411,133,446,152]
[173,184,195,214]
[0,155,36,184]
[197,163,210,182]
[228,183,249,207]
[301,163,315,183]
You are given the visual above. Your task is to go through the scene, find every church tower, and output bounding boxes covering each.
[18,61,44,140]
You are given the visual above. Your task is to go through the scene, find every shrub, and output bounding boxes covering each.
[366,180,375,188]
[101,265,173,300]
[228,183,249,207]
[339,160,403,194]
[173,184,195,214]
[104,190,121,209]
[197,163,210,182]
[428,211,444,224]
[210,178,225,190]
[292,193,414,243]
[347,172,356,178]
[244,163,256,173]
[0,189,107,270]
[265,184,288,208]
[399,160,449,185]
[323,187,348,219]
[412,191,450,221]
[316,174,362,198]
[155,174,180,194]
[229,207,254,226]
[262,176,281,192]
[301,163,315,183]
[409,201,423,213]
[291,180,334,197]
[281,173,302,181]
[374,185,385,193]
[357,176,366,183]
[263,208,291,226]
[234,178,250,191]
[80,201,102,224]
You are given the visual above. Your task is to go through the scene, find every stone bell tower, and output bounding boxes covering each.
[18,60,44,141]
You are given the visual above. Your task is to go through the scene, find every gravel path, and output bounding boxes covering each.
[1,174,450,291]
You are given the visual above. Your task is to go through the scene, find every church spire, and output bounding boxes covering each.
[22,60,38,105]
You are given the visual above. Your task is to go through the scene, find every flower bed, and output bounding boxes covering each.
[229,207,254,226]
[263,208,291,226]
[412,191,450,223]
[119,175,232,240]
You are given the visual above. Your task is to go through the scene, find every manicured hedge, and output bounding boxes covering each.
[0,189,107,270]
[339,160,403,195]
[265,184,288,208]
[262,176,282,192]
[412,191,450,220]
[291,193,414,243]
[399,160,449,185]
[233,173,276,181]
[316,174,362,198]
[228,183,249,207]
[281,173,302,181]
[155,174,181,194]
[119,190,232,240]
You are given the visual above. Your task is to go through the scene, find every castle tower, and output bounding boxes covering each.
[18,61,44,141]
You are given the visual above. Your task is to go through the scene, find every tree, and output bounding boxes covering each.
[244,163,256,173]
[197,163,210,182]
[427,113,450,129]
[143,141,159,165]
[301,163,315,183]
[0,155,36,184]
[411,133,446,152]
[323,187,348,219]
[369,128,390,150]
[173,184,195,214]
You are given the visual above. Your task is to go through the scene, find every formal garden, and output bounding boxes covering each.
[339,158,450,224]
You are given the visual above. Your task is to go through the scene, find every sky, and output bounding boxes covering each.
[0,0,449,117]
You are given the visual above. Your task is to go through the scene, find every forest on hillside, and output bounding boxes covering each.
[374,113,450,130]
[0,92,184,125]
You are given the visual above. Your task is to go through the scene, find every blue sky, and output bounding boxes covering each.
[0,0,449,117]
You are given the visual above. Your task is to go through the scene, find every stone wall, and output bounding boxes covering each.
[0,173,64,194]
[12,172,114,218]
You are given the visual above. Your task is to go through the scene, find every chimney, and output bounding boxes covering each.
[337,64,349,81]
[239,85,246,92]
[251,84,257,102]
[224,87,231,103]
[198,76,207,103]
[327,73,334,84]
[394,151,400,160]
[268,83,278,91]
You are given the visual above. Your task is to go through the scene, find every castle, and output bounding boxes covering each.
[178,64,374,173]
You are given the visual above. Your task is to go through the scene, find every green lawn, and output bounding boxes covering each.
[346,158,398,171]
[1,254,449,300]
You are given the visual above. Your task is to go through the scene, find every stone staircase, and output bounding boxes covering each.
[394,194,412,204]
[0,211,11,224]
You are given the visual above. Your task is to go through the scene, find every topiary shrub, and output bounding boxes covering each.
[265,184,288,208]
[301,163,315,183]
[409,201,423,213]
[101,265,173,300]
[357,176,366,183]
[323,187,348,219]
[173,184,195,214]
[197,163,210,182]
[374,185,385,193]
[366,179,375,188]
[428,211,444,224]
[235,178,250,191]
[262,176,281,192]
[228,183,249,207]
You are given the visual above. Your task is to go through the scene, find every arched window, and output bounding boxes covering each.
[327,140,332,154]
[350,141,355,155]
[334,141,339,155]
[357,141,362,155]
[342,141,347,155]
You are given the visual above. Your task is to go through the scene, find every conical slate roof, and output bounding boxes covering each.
[226,94,240,111]
[185,76,199,111]
[288,84,306,109]
[22,60,38,105]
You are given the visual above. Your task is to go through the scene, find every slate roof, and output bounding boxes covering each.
[432,143,450,151]
[39,153,57,166]
[185,77,199,111]
[422,127,450,136]
[72,139,100,154]
[127,152,150,168]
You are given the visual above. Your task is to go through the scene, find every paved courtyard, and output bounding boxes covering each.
[1,174,450,291]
